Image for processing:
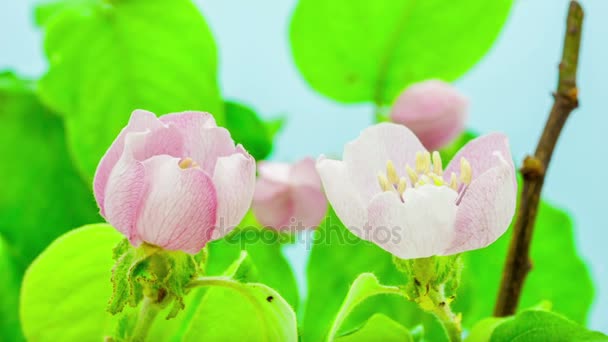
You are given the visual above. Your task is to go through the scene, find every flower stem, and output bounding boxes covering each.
[130,297,161,342]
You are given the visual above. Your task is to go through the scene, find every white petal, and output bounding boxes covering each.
[366,185,458,259]
[316,156,367,230]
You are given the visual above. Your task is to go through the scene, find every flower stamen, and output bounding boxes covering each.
[178,157,198,169]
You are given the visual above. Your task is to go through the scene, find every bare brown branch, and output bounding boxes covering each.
[494,1,584,317]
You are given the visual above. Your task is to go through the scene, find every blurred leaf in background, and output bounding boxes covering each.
[0,71,101,341]
[224,101,285,161]
[301,132,594,342]
[290,0,513,105]
[36,0,223,180]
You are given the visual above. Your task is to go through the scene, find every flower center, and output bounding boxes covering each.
[178,157,199,169]
[377,151,472,201]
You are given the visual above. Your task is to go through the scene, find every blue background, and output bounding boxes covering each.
[1,0,606,331]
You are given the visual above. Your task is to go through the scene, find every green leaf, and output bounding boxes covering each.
[205,213,300,309]
[465,317,509,342]
[0,236,24,342]
[182,278,298,341]
[490,310,608,342]
[0,72,100,266]
[455,201,594,326]
[225,101,283,160]
[37,0,223,179]
[336,314,413,342]
[290,0,513,104]
[327,273,406,341]
[20,224,122,341]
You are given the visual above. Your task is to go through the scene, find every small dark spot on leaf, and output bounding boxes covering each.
[414,278,421,286]
[266,296,274,303]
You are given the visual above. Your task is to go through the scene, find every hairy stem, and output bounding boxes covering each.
[494,0,583,317]
[130,297,161,342]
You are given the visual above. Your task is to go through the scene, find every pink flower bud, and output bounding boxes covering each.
[390,80,468,150]
[252,158,327,231]
[93,110,256,254]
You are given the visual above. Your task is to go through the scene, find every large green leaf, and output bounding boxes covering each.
[206,226,300,309]
[336,314,413,342]
[37,0,223,179]
[0,236,24,342]
[289,0,513,104]
[327,273,406,341]
[490,310,608,342]
[20,224,122,341]
[0,72,100,266]
[182,277,298,341]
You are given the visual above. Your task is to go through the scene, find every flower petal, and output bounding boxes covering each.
[102,127,184,241]
[93,109,165,214]
[258,162,291,183]
[444,133,514,183]
[290,185,328,229]
[390,79,468,150]
[160,111,236,174]
[366,186,458,259]
[444,157,517,255]
[316,156,367,230]
[136,155,218,254]
[343,123,426,201]
[212,145,256,239]
[252,180,293,229]
[289,157,322,188]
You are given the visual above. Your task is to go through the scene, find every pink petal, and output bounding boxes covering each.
[444,133,514,183]
[316,157,367,230]
[290,185,327,230]
[343,123,426,201]
[252,180,294,229]
[211,145,256,239]
[258,162,291,183]
[102,128,184,241]
[444,156,517,255]
[390,80,468,150]
[93,110,165,215]
[136,155,218,254]
[160,111,236,174]
[289,157,322,188]
[366,186,458,259]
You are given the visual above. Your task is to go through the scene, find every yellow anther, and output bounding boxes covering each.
[378,172,392,192]
[179,157,195,169]
[423,151,431,173]
[429,173,444,186]
[386,160,399,185]
[416,175,431,188]
[449,172,458,190]
[432,151,443,175]
[415,152,425,173]
[397,177,407,194]
[406,165,418,184]
[460,158,472,185]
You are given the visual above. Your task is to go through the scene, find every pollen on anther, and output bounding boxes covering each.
[460,158,472,185]
[386,160,399,185]
[432,151,443,175]
[378,172,391,192]
[397,177,407,194]
[179,157,196,169]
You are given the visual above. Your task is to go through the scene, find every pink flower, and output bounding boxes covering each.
[93,110,256,254]
[317,123,516,259]
[252,158,327,231]
[390,80,468,150]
